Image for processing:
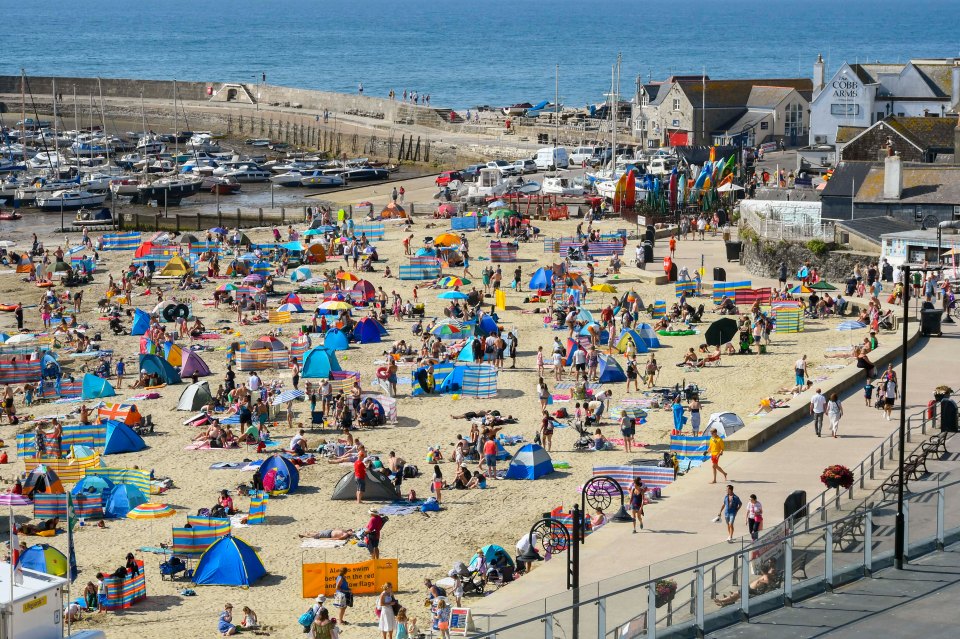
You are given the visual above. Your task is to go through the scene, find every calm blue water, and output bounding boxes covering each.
[1,0,956,109]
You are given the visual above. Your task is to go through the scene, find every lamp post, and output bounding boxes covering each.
[518,507,581,638]
[895,264,910,570]
[582,475,633,535]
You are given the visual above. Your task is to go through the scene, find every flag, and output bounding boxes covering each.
[66,494,78,581]
[9,508,22,585]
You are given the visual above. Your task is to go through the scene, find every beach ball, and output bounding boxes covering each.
[451,394,460,400]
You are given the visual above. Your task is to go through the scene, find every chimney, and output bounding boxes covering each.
[952,60,960,110]
[813,54,826,97]
[883,152,903,200]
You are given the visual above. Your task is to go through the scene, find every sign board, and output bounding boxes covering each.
[301,559,399,597]
[449,607,470,636]
[759,142,777,153]
[23,596,46,613]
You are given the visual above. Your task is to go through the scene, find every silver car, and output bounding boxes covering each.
[487,160,520,177]
[513,159,538,174]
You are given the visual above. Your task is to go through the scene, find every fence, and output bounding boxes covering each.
[739,205,834,241]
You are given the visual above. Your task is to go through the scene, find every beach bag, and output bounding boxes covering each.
[649,487,662,499]
[553,408,568,418]
[298,609,316,628]
[421,497,440,513]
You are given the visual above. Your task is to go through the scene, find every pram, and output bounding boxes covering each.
[448,561,487,596]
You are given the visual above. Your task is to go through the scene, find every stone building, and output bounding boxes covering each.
[838,116,958,163]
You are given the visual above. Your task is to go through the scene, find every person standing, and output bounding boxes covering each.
[777,262,787,289]
[115,357,125,389]
[794,354,808,389]
[629,477,644,532]
[619,411,635,454]
[14,302,22,330]
[391,186,398,203]
[884,375,898,421]
[333,567,351,625]
[539,411,554,452]
[827,393,843,438]
[354,455,367,503]
[708,429,728,483]
[717,484,743,542]
[377,582,397,639]
[689,394,702,437]
[365,508,385,560]
[398,186,405,204]
[746,494,763,541]
[809,388,827,437]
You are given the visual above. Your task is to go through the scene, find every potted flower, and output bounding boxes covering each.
[934,386,953,402]
[655,579,677,608]
[820,464,854,490]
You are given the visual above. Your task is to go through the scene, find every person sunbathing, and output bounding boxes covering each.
[714,563,778,606]
[678,348,699,367]
[19,517,59,535]
[326,446,362,464]
[299,529,356,540]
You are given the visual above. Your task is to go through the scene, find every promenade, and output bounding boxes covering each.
[470,233,959,635]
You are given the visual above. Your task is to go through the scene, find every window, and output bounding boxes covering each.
[641,94,649,106]
[876,112,884,122]
[760,121,769,130]
[639,119,647,131]
[672,98,681,111]
[671,119,680,127]
[830,104,860,116]
[954,205,960,219]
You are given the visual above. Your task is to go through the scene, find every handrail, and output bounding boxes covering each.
[472,476,960,638]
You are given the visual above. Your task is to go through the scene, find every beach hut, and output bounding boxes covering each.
[103,484,147,518]
[130,309,151,336]
[192,535,266,587]
[331,469,401,501]
[529,267,553,291]
[102,420,147,455]
[180,350,211,378]
[301,347,342,378]
[704,412,745,437]
[505,444,554,480]
[158,255,191,277]
[323,328,350,351]
[352,318,383,344]
[177,381,213,411]
[23,466,65,497]
[634,323,662,349]
[138,354,181,385]
[259,454,300,495]
[597,354,627,383]
[81,373,116,400]
[18,544,68,577]
[615,329,650,354]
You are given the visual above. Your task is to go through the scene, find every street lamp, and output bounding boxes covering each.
[518,507,582,638]
[582,475,633,533]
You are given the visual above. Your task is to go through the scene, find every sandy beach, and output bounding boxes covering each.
[0,206,868,638]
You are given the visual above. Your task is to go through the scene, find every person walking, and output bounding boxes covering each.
[377,582,398,639]
[794,354,808,388]
[708,428,728,483]
[619,410,635,454]
[717,484,743,542]
[810,388,827,437]
[746,494,763,541]
[827,393,843,438]
[333,567,351,625]
[629,477,644,533]
[883,375,898,420]
[354,455,367,503]
[539,410,554,452]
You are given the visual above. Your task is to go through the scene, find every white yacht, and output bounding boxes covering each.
[36,189,107,211]
[27,151,67,170]
[222,166,271,182]
[270,171,306,187]
[542,176,584,197]
[300,171,344,188]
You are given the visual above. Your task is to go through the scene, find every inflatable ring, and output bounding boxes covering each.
[656,329,697,336]
[376,366,390,381]
[174,303,190,320]
[161,304,177,322]
[36,281,54,288]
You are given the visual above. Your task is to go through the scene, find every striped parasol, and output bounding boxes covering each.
[127,503,176,520]
[0,493,33,507]
[272,389,306,405]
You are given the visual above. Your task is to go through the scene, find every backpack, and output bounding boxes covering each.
[298,608,316,628]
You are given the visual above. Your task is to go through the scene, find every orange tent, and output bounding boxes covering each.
[380,202,407,219]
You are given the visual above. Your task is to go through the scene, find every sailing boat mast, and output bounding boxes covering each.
[73,85,78,132]
[52,77,58,166]
[97,77,108,166]
[19,71,25,163]
[140,89,148,182]
[173,79,179,159]
[554,63,559,157]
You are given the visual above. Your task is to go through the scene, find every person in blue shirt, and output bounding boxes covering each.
[115,357,125,389]
[671,397,685,433]
[717,485,743,542]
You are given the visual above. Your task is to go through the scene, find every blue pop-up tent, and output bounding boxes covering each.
[353,318,385,343]
[138,353,182,385]
[597,354,627,383]
[323,328,350,351]
[259,454,300,495]
[505,443,554,480]
[130,309,151,336]
[81,373,116,400]
[102,419,147,455]
[103,484,147,518]
[529,267,553,290]
[301,347,342,378]
[193,535,267,586]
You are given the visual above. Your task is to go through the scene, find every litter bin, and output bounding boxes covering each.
[941,399,958,432]
[713,267,726,282]
[784,490,807,525]
[920,309,944,336]
[642,242,654,264]
[645,225,656,246]
[724,241,743,262]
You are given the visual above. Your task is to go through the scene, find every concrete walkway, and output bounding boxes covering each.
[470,235,958,634]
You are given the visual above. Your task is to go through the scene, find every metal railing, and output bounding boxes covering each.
[470,477,960,638]
[739,206,834,240]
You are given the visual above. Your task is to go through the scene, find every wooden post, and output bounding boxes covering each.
[259,208,263,225]
[281,207,286,224]
[239,114,243,133]
[237,208,242,228]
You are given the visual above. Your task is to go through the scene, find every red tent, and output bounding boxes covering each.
[352,280,376,302]
[250,335,286,351]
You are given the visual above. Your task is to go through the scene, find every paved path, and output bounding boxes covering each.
[470,235,959,634]
[709,543,960,639]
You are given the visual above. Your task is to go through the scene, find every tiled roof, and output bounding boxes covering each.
[820,161,875,198]
[835,216,919,245]
[714,110,769,135]
[855,164,960,204]
[836,126,867,143]
[677,78,812,109]
[746,86,793,108]
[885,116,959,150]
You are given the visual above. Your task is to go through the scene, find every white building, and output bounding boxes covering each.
[809,54,960,146]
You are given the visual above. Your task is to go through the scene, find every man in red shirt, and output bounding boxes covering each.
[482,436,498,479]
[365,508,385,560]
[354,457,367,504]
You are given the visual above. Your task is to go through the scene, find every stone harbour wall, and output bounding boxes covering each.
[740,232,877,282]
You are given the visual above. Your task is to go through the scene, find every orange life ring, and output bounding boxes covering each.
[36,281,54,288]
[376,366,390,380]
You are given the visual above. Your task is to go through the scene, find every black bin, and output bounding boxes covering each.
[941,399,958,432]
[667,262,678,283]
[784,490,807,525]
[920,309,944,336]
[725,241,743,263]
[645,225,656,245]
[713,267,726,282]
[643,242,654,264]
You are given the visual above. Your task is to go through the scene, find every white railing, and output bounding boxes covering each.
[739,205,834,241]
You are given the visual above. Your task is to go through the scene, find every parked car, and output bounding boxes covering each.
[460,164,484,182]
[436,170,464,187]
[569,146,603,167]
[487,160,521,177]
[513,159,538,174]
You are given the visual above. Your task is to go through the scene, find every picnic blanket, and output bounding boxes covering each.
[300,539,348,549]
[379,500,425,517]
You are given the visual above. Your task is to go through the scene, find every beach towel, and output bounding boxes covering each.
[209,462,248,470]
[378,500,425,517]
[300,539,347,549]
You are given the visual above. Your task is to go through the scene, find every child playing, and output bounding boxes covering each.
[434,599,451,639]
[863,381,874,407]
[574,402,584,430]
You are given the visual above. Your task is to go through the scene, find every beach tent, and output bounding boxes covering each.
[192,535,266,587]
[305,243,326,263]
[103,484,147,518]
[138,353,181,385]
[102,420,147,455]
[81,373,116,400]
[456,338,485,363]
[505,443,554,480]
[476,315,499,337]
[352,318,383,344]
[131,309,153,335]
[597,354,627,383]
[158,255,191,277]
[289,266,312,282]
[615,329,650,354]
[180,350,211,378]
[301,347,342,378]
[40,353,60,379]
[177,381,213,411]
[250,335,285,352]
[18,544,68,577]
[704,412,745,437]
[259,454,300,495]
[380,202,406,219]
[23,466,65,497]
[468,544,515,574]
[72,475,114,498]
[634,324,662,349]
[324,328,350,351]
[704,318,738,347]
[331,469,401,501]
[357,317,388,336]
[352,280,376,302]
[529,267,553,290]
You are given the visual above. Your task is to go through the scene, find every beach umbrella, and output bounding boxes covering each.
[209,227,228,235]
[490,208,520,218]
[0,493,32,507]
[336,271,359,282]
[437,276,470,287]
[272,389,306,405]
[716,183,744,193]
[438,291,468,300]
[436,203,457,217]
[127,503,176,520]
[242,274,264,285]
[704,318,738,346]
[591,283,618,293]
[809,281,838,291]
[290,266,313,282]
[277,303,303,313]
[5,333,36,344]
[319,300,353,311]
[431,324,463,338]
[837,321,867,331]
[302,228,325,236]
[216,283,241,292]
[434,232,461,247]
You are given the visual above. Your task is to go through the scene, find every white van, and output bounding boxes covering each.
[569,146,602,166]
[534,147,569,171]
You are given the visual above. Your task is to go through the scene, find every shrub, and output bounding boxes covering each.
[806,239,829,257]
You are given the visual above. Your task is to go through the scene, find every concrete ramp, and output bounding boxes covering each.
[209,83,256,104]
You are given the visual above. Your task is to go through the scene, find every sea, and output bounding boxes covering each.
[0,0,957,109]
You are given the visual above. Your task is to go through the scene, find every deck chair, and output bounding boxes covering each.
[701,352,721,367]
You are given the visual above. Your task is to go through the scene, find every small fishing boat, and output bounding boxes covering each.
[202,176,241,194]
[72,207,114,227]
[36,189,107,211]
[0,210,22,221]
[542,176,584,197]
